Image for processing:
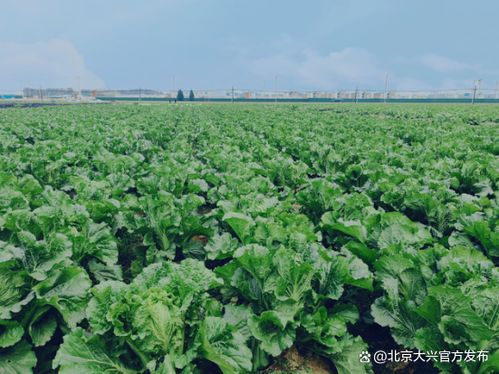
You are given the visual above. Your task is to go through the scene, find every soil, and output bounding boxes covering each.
[264,346,334,374]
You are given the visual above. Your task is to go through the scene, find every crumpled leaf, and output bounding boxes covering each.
[321,214,367,243]
[86,280,127,335]
[53,328,135,373]
[417,285,492,347]
[131,288,184,358]
[331,335,374,374]
[0,263,33,320]
[366,212,432,249]
[273,247,314,302]
[34,266,91,328]
[371,252,428,347]
[248,302,299,357]
[0,340,37,374]
[222,212,255,243]
[205,232,239,260]
[301,306,348,348]
[0,320,24,348]
[70,221,118,265]
[438,246,494,286]
[19,231,73,281]
[198,316,252,374]
[462,219,499,258]
[28,306,58,347]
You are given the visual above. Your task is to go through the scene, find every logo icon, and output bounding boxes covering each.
[359,351,371,363]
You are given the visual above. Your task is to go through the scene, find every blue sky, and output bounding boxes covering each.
[1,0,498,91]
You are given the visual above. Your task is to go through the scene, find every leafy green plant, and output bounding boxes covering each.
[0,103,497,373]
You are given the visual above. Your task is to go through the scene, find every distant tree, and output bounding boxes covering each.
[177,89,184,101]
[189,90,195,101]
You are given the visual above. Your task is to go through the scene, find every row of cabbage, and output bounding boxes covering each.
[0,104,497,373]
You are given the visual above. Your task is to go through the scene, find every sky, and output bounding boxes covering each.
[0,0,498,92]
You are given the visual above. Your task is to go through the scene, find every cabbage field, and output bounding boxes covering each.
[0,103,497,374]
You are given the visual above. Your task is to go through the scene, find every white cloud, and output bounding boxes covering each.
[390,77,431,91]
[0,39,105,90]
[420,54,469,73]
[249,48,495,91]
[250,48,386,90]
[439,78,476,90]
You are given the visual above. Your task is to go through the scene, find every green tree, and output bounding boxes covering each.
[177,89,184,101]
[189,90,195,101]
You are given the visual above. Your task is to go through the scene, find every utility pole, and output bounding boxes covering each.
[471,79,482,104]
[77,75,81,99]
[384,73,389,104]
[274,75,277,103]
[231,86,234,103]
